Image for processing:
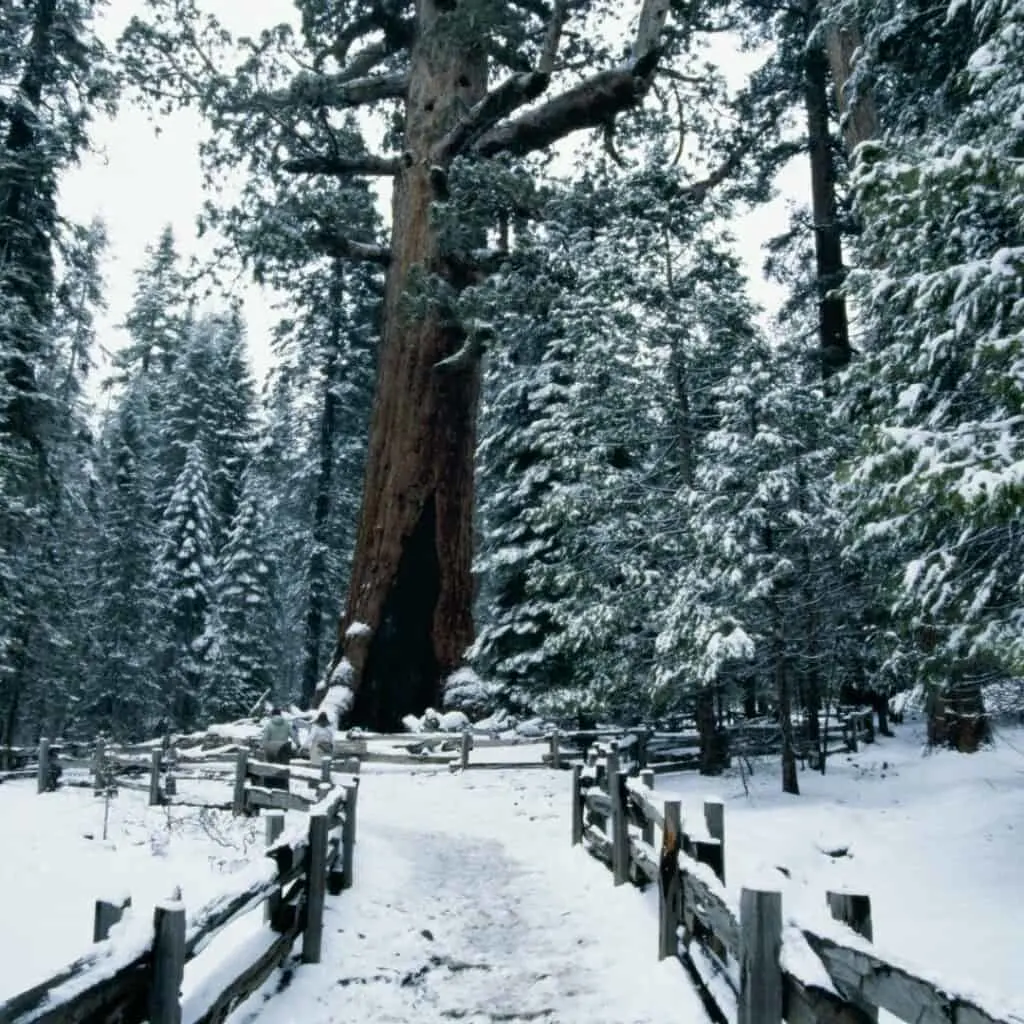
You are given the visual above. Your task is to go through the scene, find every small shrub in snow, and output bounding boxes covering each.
[443,667,501,719]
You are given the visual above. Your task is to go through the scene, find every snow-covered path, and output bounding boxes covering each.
[228,766,709,1024]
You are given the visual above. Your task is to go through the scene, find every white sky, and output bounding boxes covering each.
[58,1,798,394]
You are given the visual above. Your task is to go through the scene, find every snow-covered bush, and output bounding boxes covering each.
[442,667,500,719]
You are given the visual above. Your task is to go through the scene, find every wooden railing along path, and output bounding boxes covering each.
[571,739,1022,1024]
[0,764,359,1024]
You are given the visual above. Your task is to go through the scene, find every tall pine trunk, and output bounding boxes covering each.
[329,5,487,730]
[804,25,850,376]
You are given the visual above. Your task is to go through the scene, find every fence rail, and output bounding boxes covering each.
[571,739,1022,1024]
[0,761,359,1024]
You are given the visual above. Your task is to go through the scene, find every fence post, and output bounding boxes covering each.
[607,747,629,886]
[341,781,359,890]
[636,728,649,770]
[640,769,655,846]
[93,738,105,795]
[150,900,186,1024]
[703,799,726,884]
[232,749,248,816]
[658,799,682,960]
[36,738,50,794]
[149,749,162,806]
[460,730,472,770]
[264,811,286,924]
[570,764,584,845]
[827,890,877,1022]
[549,729,561,770]
[93,896,131,942]
[738,887,783,1024]
[320,756,332,784]
[303,811,328,963]
[862,710,875,745]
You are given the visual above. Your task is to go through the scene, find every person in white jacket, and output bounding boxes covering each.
[307,711,335,766]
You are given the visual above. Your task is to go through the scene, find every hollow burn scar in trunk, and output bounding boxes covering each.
[351,495,441,731]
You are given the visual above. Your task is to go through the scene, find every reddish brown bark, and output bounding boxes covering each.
[330,2,487,730]
[824,24,878,153]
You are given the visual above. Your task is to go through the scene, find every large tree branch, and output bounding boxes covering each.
[251,70,409,112]
[330,1,414,65]
[472,48,660,158]
[431,0,569,164]
[282,153,402,176]
[308,229,391,266]
[443,247,512,286]
[432,72,550,164]
[487,40,534,73]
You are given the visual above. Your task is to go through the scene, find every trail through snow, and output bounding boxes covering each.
[227,766,708,1024]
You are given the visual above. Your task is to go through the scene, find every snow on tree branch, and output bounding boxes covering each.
[472,48,661,159]
[254,70,409,112]
[432,71,551,165]
[282,153,403,177]
[307,229,391,266]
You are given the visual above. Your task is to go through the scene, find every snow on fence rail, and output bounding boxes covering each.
[1,705,874,792]
[543,708,877,776]
[0,773,359,1024]
[570,739,1023,1024]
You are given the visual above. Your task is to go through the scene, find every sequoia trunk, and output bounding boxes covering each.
[328,3,487,730]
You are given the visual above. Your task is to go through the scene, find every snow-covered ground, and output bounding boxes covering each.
[227,766,708,1024]
[1,716,1021,1023]
[654,715,1024,1021]
[0,775,305,1004]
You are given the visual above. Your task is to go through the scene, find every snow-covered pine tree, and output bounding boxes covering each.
[154,441,216,732]
[86,380,165,736]
[829,0,1024,750]
[0,0,117,744]
[657,332,846,792]
[117,225,192,377]
[199,122,384,707]
[472,144,758,721]
[205,471,278,722]
[155,312,256,546]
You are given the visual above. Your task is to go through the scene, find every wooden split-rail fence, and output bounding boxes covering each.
[570,739,1022,1024]
[0,765,359,1024]
[543,707,878,776]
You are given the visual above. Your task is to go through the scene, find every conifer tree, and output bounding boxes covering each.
[154,441,216,731]
[832,0,1023,749]
[0,0,117,743]
[206,472,278,722]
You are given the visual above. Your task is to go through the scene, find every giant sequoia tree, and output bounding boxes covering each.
[299,0,676,728]
[125,0,694,728]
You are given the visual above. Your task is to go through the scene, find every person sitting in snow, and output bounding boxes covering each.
[307,711,335,767]
[261,708,295,765]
